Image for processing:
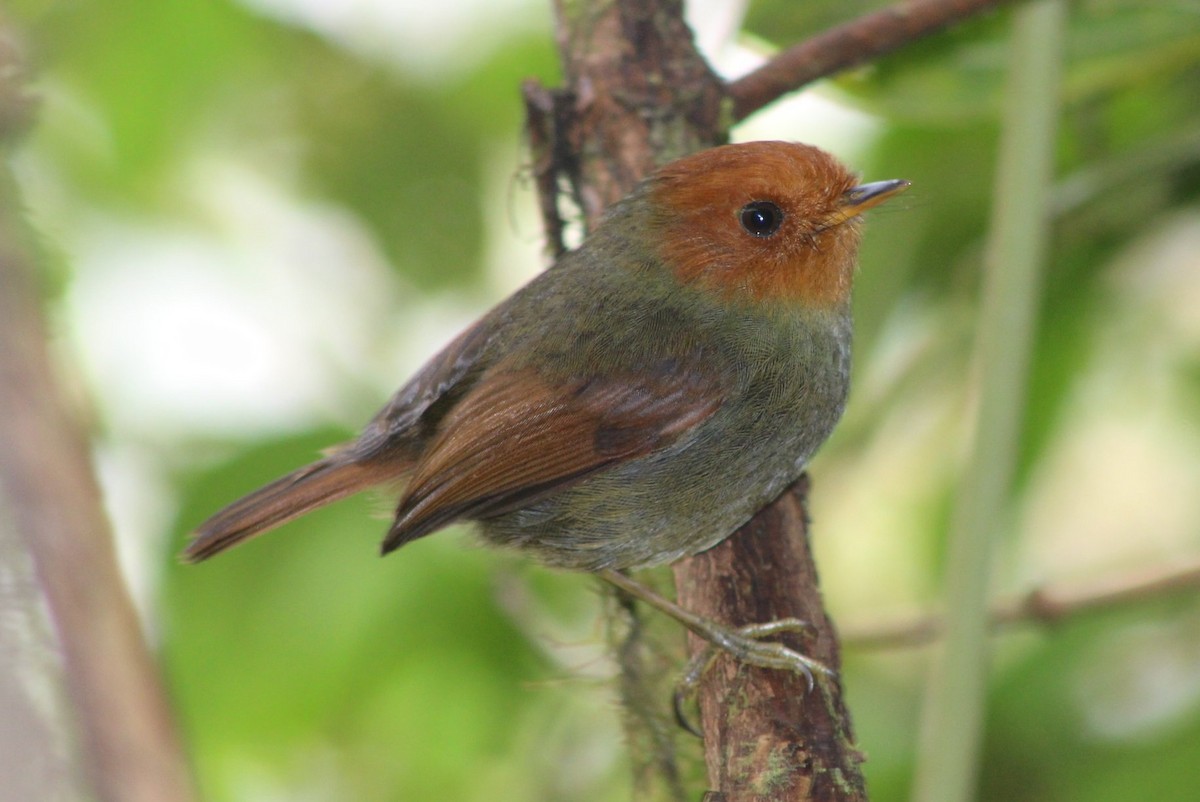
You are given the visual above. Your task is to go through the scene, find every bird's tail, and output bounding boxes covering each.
[183,455,400,562]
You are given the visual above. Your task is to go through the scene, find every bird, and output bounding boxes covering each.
[185,140,907,678]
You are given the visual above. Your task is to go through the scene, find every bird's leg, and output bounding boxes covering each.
[598,568,834,731]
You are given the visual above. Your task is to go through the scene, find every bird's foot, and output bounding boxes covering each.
[672,618,832,736]
[597,569,834,736]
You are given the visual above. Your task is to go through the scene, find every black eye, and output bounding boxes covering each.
[739,201,784,238]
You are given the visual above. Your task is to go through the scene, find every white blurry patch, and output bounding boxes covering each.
[64,158,409,440]
[1110,211,1200,343]
[1072,620,1200,741]
[734,83,881,166]
[1017,410,1200,583]
[93,444,176,629]
[685,0,750,69]
[68,224,312,434]
[686,0,883,159]
[715,37,878,160]
[237,0,547,79]
[481,138,544,296]
[687,0,881,162]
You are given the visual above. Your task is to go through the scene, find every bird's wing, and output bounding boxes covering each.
[349,315,499,458]
[381,361,723,551]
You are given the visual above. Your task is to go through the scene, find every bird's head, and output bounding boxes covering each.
[643,141,908,310]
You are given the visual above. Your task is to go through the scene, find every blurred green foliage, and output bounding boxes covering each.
[9,0,1200,799]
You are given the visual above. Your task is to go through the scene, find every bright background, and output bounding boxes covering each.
[7,0,1200,799]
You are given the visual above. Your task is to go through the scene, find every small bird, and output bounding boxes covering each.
[186,141,906,673]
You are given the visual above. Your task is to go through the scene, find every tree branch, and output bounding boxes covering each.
[531,2,866,799]
[729,0,1023,121]
[538,0,726,226]
[533,3,728,797]
[841,557,1200,650]
[674,478,866,802]
[0,28,195,802]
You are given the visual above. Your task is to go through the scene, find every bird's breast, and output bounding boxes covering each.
[477,299,853,571]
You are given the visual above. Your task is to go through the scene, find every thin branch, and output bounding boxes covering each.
[729,0,1023,121]
[841,557,1200,650]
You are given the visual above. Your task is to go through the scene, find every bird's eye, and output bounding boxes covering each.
[739,201,784,238]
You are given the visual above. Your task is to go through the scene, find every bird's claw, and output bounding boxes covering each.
[673,617,834,737]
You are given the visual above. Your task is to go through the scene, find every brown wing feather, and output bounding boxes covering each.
[381,365,722,553]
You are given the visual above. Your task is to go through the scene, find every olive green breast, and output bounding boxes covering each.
[475,243,852,570]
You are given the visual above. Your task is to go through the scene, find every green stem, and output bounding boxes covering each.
[911,2,1066,801]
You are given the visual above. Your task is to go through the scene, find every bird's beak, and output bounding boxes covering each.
[826,179,911,226]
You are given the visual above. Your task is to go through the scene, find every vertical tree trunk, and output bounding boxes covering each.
[675,479,864,801]
[524,2,866,799]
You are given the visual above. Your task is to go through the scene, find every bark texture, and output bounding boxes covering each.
[675,479,864,802]
[525,2,866,799]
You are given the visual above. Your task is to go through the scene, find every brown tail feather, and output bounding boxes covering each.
[184,457,400,562]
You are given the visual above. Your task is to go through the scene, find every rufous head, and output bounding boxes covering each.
[645,141,908,310]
